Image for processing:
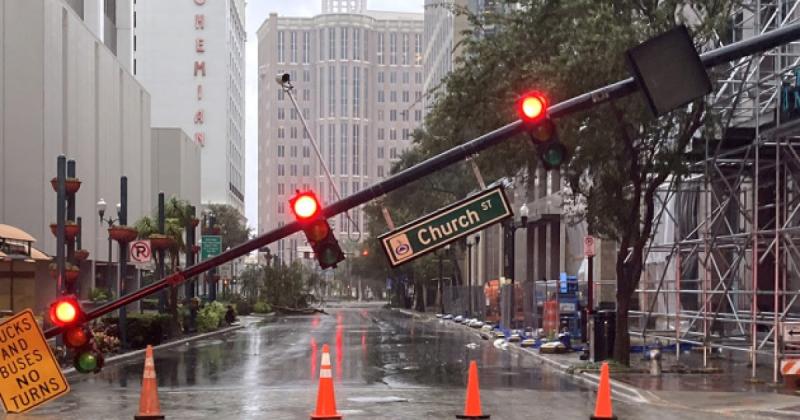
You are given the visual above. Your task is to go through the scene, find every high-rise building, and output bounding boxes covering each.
[63,0,135,71]
[258,2,423,263]
[132,0,247,213]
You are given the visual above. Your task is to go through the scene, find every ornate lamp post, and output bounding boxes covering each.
[96,199,121,293]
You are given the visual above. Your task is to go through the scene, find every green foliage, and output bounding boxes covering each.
[197,301,226,332]
[102,313,172,350]
[204,204,251,250]
[134,216,157,239]
[89,288,110,302]
[252,301,271,314]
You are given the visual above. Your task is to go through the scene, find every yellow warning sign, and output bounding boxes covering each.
[0,309,69,413]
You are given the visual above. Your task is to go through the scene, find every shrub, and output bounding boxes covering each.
[197,301,226,332]
[101,313,171,350]
[253,301,271,314]
[89,288,110,302]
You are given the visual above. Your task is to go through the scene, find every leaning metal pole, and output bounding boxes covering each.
[42,22,800,338]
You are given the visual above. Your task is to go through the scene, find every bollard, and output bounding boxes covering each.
[649,347,662,376]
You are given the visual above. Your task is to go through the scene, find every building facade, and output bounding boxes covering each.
[0,0,153,311]
[258,2,424,263]
[133,0,246,213]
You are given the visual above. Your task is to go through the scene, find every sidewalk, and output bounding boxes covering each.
[394,308,800,418]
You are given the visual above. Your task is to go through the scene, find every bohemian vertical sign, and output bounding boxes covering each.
[379,186,512,267]
[193,0,206,146]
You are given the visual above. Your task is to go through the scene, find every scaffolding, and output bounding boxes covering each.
[632,0,800,383]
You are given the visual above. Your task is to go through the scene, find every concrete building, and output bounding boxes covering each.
[151,128,203,208]
[258,1,424,263]
[63,0,135,72]
[0,0,153,312]
[133,0,247,214]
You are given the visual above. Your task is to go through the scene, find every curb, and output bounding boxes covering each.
[62,324,245,378]
[392,307,648,403]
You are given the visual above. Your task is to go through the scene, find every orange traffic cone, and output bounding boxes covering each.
[456,361,490,419]
[590,362,617,420]
[134,345,165,420]
[311,344,342,420]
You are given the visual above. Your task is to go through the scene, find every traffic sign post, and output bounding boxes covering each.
[585,235,596,361]
[0,310,69,414]
[201,235,222,261]
[379,186,512,267]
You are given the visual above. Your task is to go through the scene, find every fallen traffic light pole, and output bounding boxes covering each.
[43,22,800,338]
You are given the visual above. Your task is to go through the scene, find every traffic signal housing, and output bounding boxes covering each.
[290,191,345,269]
[49,295,104,373]
[517,92,568,170]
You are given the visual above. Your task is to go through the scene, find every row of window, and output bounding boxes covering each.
[277,29,423,65]
[377,70,422,85]
[276,126,309,140]
[276,145,311,158]
[377,90,423,103]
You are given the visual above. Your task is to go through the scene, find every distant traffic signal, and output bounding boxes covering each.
[289,191,345,269]
[50,295,104,373]
[516,92,568,170]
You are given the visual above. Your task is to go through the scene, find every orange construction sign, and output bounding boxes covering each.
[0,309,70,413]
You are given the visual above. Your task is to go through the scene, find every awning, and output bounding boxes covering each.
[0,224,36,242]
[29,248,51,261]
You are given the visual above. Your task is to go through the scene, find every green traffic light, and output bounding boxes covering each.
[541,143,567,170]
[319,247,341,267]
[75,352,98,373]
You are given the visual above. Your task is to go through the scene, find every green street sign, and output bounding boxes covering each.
[379,186,512,267]
[201,235,222,260]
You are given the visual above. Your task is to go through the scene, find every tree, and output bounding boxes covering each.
[204,204,251,250]
[371,0,735,364]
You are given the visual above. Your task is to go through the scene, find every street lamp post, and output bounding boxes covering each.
[503,203,529,328]
[97,198,122,295]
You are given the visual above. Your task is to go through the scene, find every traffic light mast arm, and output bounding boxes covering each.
[43,21,800,339]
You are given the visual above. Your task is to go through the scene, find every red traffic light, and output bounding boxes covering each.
[64,327,91,348]
[517,92,548,123]
[49,295,82,327]
[290,191,321,221]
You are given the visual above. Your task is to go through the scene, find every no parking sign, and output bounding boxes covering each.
[129,240,152,268]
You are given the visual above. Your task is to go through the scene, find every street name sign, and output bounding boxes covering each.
[379,186,512,267]
[201,235,222,260]
[0,309,69,414]
[783,321,800,345]
[129,240,152,269]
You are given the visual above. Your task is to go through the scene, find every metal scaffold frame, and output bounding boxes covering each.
[632,0,800,383]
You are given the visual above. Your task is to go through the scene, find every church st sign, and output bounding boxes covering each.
[379,186,512,267]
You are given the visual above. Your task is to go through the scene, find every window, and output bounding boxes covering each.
[303,89,310,101]
[353,29,361,60]
[328,124,336,174]
[290,31,297,63]
[377,146,384,159]
[377,91,385,103]
[402,129,410,140]
[390,91,397,102]
[277,31,285,62]
[302,31,310,63]
[277,127,285,138]
[390,71,397,83]
[278,183,285,195]
[303,70,310,82]
[290,164,297,176]
[415,91,422,101]
[278,203,284,214]
[389,33,397,65]
[277,145,285,157]
[390,110,397,121]
[278,164,285,176]
[277,108,285,120]
[303,108,310,119]
[401,110,409,121]
[319,28,325,60]
[415,110,422,121]
[278,89,284,101]
[352,125,360,175]
[290,145,297,157]
[402,33,409,65]
[402,91,409,102]
[302,165,310,176]
[290,127,297,139]
[319,69,325,115]
[340,27,349,60]
[415,71,422,84]
[328,66,336,117]
[378,71,384,83]
[389,129,397,140]
[402,71,409,84]
[390,147,398,159]
[340,122,348,175]
[290,108,298,120]
[341,64,348,117]
[353,67,361,118]
[378,110,384,121]
[328,27,336,60]
[378,166,384,177]
[377,33,384,64]
[378,128,385,140]
[415,34,422,64]
[303,146,310,158]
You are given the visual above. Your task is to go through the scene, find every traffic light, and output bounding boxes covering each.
[49,295,104,374]
[517,91,568,170]
[290,191,345,269]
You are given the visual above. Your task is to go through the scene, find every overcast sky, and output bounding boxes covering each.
[244,1,424,229]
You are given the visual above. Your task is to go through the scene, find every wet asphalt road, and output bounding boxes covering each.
[8,303,773,419]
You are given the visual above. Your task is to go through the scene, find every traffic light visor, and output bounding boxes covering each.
[291,193,320,220]
[518,92,548,122]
